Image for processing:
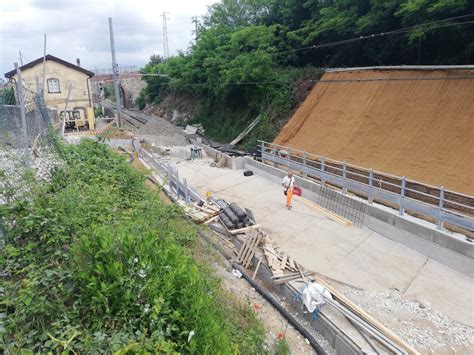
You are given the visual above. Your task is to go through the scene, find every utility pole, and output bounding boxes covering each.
[192,16,198,42]
[14,63,31,168]
[42,34,47,98]
[161,12,170,59]
[108,17,122,127]
[19,51,23,66]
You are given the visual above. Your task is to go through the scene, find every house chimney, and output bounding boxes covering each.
[76,58,81,67]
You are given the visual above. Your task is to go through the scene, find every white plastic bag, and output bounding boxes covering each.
[300,281,333,313]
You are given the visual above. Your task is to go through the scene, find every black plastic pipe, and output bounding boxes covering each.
[198,231,327,355]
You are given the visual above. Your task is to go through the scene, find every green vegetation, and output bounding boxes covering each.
[1,86,16,105]
[275,338,290,355]
[139,0,473,145]
[0,139,265,353]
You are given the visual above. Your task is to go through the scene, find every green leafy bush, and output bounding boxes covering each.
[1,139,265,353]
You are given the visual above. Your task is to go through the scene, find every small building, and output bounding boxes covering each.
[4,54,95,130]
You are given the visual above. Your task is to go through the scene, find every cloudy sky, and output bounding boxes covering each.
[0,0,217,75]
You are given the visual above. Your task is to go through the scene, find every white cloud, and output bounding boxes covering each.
[0,0,216,75]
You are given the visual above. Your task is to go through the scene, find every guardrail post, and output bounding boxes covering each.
[184,178,189,204]
[437,186,445,230]
[168,168,172,194]
[399,176,406,216]
[287,148,291,169]
[260,141,265,161]
[176,170,180,199]
[321,157,326,187]
[303,151,307,179]
[368,169,373,204]
[342,161,347,194]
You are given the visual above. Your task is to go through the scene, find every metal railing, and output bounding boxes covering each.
[140,149,202,204]
[259,141,474,232]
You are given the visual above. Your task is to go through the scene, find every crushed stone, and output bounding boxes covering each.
[134,115,188,147]
[340,287,474,352]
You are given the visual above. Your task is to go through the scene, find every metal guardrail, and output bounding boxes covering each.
[259,141,474,232]
[141,149,202,204]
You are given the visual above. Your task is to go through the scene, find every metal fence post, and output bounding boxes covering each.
[176,170,180,199]
[399,176,406,216]
[342,161,347,194]
[168,169,172,194]
[184,178,189,204]
[303,151,307,179]
[260,141,265,161]
[437,186,445,230]
[368,169,373,204]
[14,63,31,168]
[321,157,325,187]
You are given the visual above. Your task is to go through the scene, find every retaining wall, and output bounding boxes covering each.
[243,157,474,278]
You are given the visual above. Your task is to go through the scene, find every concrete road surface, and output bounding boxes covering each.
[174,158,473,328]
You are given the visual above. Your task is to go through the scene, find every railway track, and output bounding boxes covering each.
[102,101,149,127]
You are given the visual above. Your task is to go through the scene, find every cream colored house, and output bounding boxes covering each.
[4,54,95,129]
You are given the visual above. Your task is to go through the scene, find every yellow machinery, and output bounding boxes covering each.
[62,106,95,131]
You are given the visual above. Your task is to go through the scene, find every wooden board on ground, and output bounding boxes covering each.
[297,196,352,226]
[315,275,419,355]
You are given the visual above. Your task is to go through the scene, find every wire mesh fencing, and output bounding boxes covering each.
[0,78,62,203]
[316,185,367,227]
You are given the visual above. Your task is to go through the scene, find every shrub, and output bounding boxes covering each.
[1,139,265,353]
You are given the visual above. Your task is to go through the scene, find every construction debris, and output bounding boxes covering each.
[236,230,264,268]
[178,200,220,224]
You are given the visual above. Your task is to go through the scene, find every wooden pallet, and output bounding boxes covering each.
[236,231,263,268]
[179,201,220,224]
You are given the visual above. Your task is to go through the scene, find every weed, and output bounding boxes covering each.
[1,138,265,353]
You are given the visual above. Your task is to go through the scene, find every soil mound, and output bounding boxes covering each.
[274,69,474,194]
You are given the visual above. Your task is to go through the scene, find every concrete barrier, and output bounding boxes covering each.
[243,157,474,277]
[191,140,245,170]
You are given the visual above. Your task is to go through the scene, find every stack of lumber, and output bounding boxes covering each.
[179,201,220,224]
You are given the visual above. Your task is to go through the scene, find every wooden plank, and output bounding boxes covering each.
[230,224,261,235]
[239,232,257,265]
[315,276,420,355]
[252,257,263,280]
[237,236,252,262]
[280,254,288,270]
[243,233,262,268]
[297,196,352,226]
[288,257,296,270]
[203,215,220,225]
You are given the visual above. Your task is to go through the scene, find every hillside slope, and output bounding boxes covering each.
[274,69,474,194]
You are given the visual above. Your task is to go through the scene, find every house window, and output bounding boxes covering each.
[47,78,60,93]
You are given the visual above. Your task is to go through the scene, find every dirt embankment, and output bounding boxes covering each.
[274,69,474,195]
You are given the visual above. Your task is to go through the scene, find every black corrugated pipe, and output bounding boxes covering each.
[198,231,327,355]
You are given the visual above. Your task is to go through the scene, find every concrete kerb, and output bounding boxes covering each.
[242,157,474,278]
[191,140,245,170]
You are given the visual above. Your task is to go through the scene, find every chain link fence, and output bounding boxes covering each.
[0,78,62,204]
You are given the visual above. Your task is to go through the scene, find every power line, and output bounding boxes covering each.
[272,14,474,56]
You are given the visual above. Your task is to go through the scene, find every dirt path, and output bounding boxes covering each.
[274,69,474,194]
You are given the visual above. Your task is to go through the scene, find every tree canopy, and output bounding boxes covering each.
[139,0,473,143]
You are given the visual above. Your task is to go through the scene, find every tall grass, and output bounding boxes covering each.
[1,139,265,353]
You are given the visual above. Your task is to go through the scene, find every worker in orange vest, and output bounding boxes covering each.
[282,172,296,210]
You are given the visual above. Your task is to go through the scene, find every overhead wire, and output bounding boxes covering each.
[88,13,474,88]
[271,14,474,55]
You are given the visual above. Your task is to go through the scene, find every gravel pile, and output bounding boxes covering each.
[341,287,474,352]
[135,115,188,147]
